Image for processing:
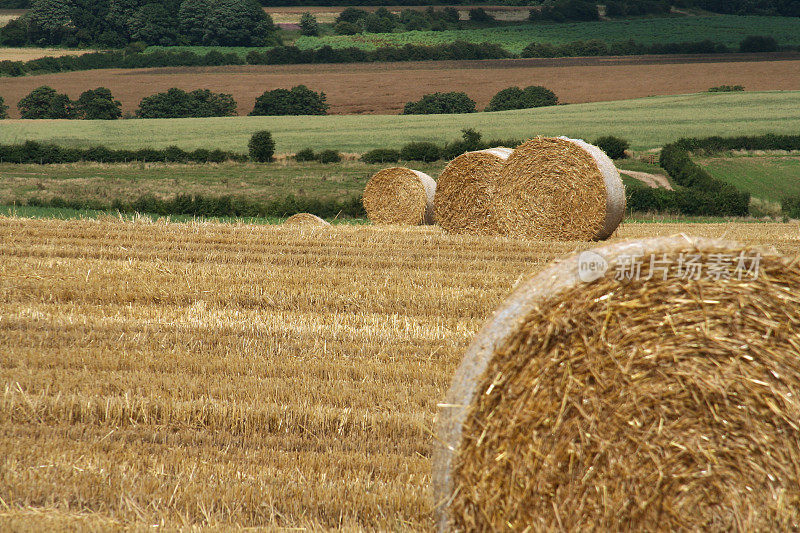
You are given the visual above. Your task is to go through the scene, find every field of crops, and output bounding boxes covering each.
[292,15,800,53]
[2,91,800,154]
[697,155,800,203]
[0,217,798,529]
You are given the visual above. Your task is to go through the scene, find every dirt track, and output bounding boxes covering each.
[1,53,799,117]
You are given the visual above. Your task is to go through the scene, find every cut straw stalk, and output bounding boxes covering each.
[283,213,331,227]
[362,167,436,226]
[493,137,625,241]
[435,148,512,235]
[434,235,800,531]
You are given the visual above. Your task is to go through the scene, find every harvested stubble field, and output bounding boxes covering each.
[0,46,93,62]
[3,55,800,118]
[1,217,799,529]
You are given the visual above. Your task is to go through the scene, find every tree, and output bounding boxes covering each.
[248,130,275,162]
[739,35,778,52]
[75,87,122,120]
[203,0,279,46]
[128,3,178,45]
[333,21,360,35]
[178,0,211,44]
[299,12,319,37]
[27,0,72,44]
[18,85,75,119]
[136,88,237,118]
[402,92,476,114]
[0,96,8,119]
[0,18,29,46]
[593,136,630,159]
[250,85,329,116]
[336,7,368,24]
[468,7,494,22]
[485,85,558,112]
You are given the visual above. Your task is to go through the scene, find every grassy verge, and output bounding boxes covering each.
[2,92,799,153]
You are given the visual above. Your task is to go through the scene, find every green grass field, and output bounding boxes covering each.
[3,91,800,154]
[144,16,800,56]
[697,155,800,202]
[292,15,800,53]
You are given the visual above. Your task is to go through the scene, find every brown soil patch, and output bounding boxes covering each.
[620,170,674,190]
[1,54,799,117]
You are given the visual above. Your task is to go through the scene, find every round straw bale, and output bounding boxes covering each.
[283,213,331,227]
[434,235,800,531]
[435,148,512,235]
[493,136,625,241]
[363,167,436,225]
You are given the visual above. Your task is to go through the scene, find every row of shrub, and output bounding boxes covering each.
[7,84,329,119]
[402,86,559,115]
[24,193,365,220]
[670,134,800,152]
[3,34,782,80]
[0,141,246,164]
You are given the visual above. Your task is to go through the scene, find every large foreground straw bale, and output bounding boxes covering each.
[283,213,331,227]
[435,148,512,235]
[434,235,800,531]
[493,137,625,241]
[362,167,436,225]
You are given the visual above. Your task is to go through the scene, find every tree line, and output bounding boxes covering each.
[0,0,280,48]
[2,85,329,119]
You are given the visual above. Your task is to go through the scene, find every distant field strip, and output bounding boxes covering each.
[697,155,800,202]
[2,91,799,153]
[293,15,800,53]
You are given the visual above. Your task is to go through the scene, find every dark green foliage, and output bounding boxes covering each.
[485,85,558,112]
[0,18,29,46]
[593,136,629,159]
[299,12,319,36]
[708,85,745,92]
[136,88,237,118]
[17,85,75,119]
[203,0,279,46]
[127,4,179,46]
[75,87,122,120]
[0,96,8,119]
[681,0,800,16]
[248,130,275,162]
[360,148,400,163]
[400,141,442,162]
[403,92,476,115]
[442,128,486,159]
[336,7,369,24]
[9,0,278,47]
[0,140,245,164]
[25,192,366,220]
[333,21,361,35]
[468,7,494,22]
[739,35,778,52]
[522,38,730,58]
[250,85,328,116]
[293,148,317,162]
[605,0,670,17]
[318,149,342,163]
[782,195,800,218]
[529,0,599,22]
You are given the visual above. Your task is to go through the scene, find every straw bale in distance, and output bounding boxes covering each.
[283,213,331,227]
[362,167,436,225]
[493,137,625,241]
[435,148,512,235]
[434,235,800,531]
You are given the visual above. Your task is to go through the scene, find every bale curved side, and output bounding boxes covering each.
[283,213,331,227]
[362,167,436,225]
[492,137,625,241]
[433,235,800,531]
[435,148,512,235]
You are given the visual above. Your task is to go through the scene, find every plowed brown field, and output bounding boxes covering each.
[2,54,799,117]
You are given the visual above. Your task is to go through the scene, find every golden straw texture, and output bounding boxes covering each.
[283,213,331,227]
[363,167,436,225]
[493,137,625,241]
[435,148,512,235]
[435,235,800,532]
